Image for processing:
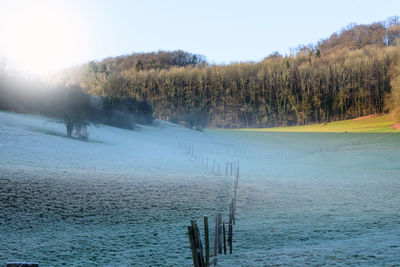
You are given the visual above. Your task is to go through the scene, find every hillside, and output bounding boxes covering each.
[51,16,400,129]
[0,111,206,178]
[2,110,400,266]
[239,114,400,133]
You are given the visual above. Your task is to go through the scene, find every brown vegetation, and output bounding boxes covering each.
[52,16,400,128]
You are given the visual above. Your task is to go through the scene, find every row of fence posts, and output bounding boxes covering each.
[184,142,240,266]
[180,142,247,157]
[184,143,240,178]
[317,145,400,153]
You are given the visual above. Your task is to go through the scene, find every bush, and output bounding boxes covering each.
[101,97,153,129]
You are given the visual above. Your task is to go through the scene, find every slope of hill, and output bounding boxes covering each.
[0,111,207,177]
[1,111,400,266]
[239,114,400,133]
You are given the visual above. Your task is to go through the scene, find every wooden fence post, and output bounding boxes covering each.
[204,216,210,267]
[213,211,219,257]
[191,220,205,267]
[195,220,205,266]
[218,212,222,254]
[223,222,226,255]
[228,223,233,254]
[232,199,235,225]
[188,225,199,267]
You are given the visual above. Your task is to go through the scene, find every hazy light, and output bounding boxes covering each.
[1,1,83,75]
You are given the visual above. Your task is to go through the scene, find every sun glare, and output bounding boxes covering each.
[2,2,82,75]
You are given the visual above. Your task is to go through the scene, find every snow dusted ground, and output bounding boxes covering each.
[210,130,400,266]
[1,110,400,266]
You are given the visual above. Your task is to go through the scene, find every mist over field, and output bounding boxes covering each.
[1,1,400,266]
[1,111,400,266]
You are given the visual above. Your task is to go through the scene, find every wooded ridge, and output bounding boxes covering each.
[50,16,400,128]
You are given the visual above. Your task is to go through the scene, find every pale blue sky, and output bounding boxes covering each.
[0,0,399,73]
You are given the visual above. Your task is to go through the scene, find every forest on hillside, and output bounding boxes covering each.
[46,16,400,128]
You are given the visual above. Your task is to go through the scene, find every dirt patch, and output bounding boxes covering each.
[391,123,400,130]
[352,114,380,121]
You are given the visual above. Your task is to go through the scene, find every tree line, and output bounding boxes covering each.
[48,16,400,128]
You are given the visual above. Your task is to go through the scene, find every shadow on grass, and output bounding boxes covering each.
[27,126,104,144]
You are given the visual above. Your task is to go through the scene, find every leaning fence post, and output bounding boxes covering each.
[204,216,210,267]
[228,223,233,254]
[230,201,234,226]
[188,225,199,267]
[213,211,219,257]
[191,220,204,267]
[223,221,226,255]
[231,200,234,222]
[218,212,222,254]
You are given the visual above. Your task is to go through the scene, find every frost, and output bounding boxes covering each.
[1,111,400,266]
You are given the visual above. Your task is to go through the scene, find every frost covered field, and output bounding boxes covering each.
[1,110,400,266]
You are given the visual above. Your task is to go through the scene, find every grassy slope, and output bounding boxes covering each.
[239,114,399,133]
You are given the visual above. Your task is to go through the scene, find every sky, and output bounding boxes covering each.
[0,0,399,74]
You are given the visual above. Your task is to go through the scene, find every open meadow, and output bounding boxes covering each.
[1,111,400,266]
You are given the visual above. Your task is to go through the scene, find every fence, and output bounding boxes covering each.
[182,142,240,266]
